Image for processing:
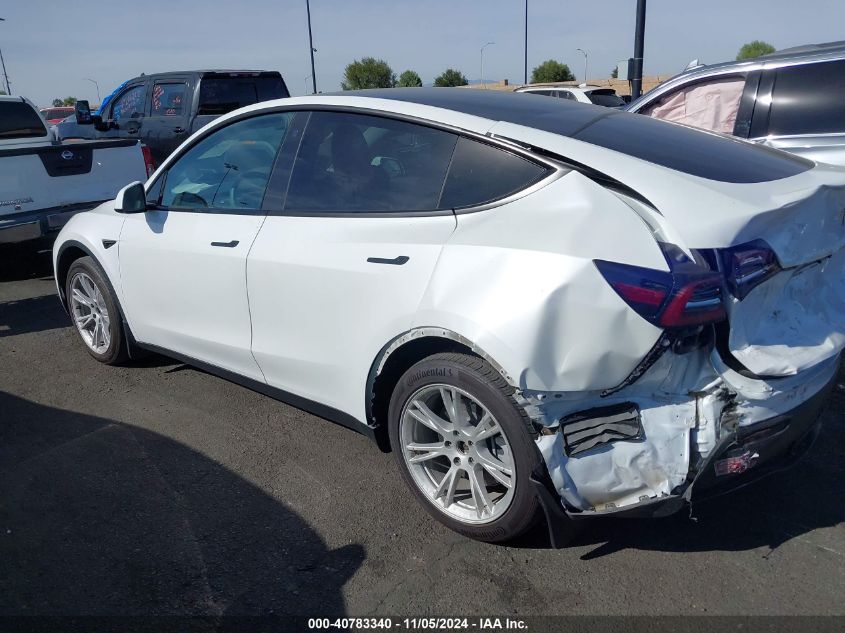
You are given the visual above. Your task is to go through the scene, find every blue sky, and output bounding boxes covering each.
[2,0,844,107]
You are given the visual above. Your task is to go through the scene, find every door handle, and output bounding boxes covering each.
[174,127,185,133]
[211,240,239,248]
[367,255,409,265]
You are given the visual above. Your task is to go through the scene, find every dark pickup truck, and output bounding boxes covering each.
[64,70,290,166]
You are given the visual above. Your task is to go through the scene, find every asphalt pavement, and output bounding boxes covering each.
[1,240,843,620]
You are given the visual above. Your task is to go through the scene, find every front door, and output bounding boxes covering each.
[119,111,295,381]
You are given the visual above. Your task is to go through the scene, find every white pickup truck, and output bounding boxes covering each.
[0,95,148,244]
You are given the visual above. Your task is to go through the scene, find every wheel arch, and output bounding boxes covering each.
[366,327,516,450]
[55,239,142,358]
[55,240,99,311]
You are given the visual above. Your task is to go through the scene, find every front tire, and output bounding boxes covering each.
[388,352,542,543]
[66,256,129,365]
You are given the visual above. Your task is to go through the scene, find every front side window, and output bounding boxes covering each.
[440,137,549,209]
[111,85,146,121]
[642,76,745,134]
[159,113,293,211]
[284,111,458,212]
[768,60,845,136]
[151,83,186,117]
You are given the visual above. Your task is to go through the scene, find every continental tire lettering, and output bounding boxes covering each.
[406,367,455,386]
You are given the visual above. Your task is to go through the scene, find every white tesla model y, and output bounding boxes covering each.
[53,89,845,544]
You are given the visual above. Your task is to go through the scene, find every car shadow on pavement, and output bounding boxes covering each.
[0,294,69,338]
[515,374,845,558]
[0,391,366,618]
[0,240,55,283]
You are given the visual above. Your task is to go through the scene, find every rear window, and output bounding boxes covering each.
[586,89,625,107]
[768,59,845,136]
[575,112,812,183]
[0,101,48,138]
[440,137,549,208]
[198,76,289,116]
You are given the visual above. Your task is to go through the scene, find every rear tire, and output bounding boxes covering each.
[388,352,542,543]
[65,256,129,365]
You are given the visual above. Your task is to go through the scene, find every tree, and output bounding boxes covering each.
[433,69,468,87]
[530,60,574,83]
[611,66,619,79]
[62,97,77,106]
[0,90,6,96]
[736,40,776,60]
[341,57,396,90]
[52,98,63,107]
[397,70,423,87]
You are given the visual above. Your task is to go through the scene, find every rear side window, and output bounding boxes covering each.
[151,83,186,117]
[0,101,48,138]
[767,60,845,136]
[576,111,812,183]
[284,111,458,213]
[198,76,289,116]
[440,137,549,209]
[587,89,625,107]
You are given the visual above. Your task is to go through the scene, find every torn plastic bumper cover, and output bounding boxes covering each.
[530,361,836,539]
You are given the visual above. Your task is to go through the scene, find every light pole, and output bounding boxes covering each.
[305,0,317,94]
[480,42,494,89]
[83,77,100,104]
[0,18,10,95]
[576,48,588,83]
[631,0,647,99]
[523,0,528,84]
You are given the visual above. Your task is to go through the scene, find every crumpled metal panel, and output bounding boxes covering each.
[415,171,665,393]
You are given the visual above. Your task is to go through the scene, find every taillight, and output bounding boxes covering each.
[719,240,781,300]
[595,243,726,328]
[140,144,156,178]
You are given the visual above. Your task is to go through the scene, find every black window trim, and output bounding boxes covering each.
[144,103,563,219]
[259,105,562,218]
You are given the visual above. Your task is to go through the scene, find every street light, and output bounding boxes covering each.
[480,42,495,89]
[83,77,100,104]
[0,17,10,95]
[576,48,588,84]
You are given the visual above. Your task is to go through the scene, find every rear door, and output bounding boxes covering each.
[119,111,293,380]
[143,75,193,165]
[247,110,459,421]
[751,59,845,166]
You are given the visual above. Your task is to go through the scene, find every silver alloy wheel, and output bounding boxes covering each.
[399,384,516,524]
[69,272,111,354]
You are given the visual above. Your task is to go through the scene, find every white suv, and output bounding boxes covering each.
[515,84,626,107]
[53,89,844,544]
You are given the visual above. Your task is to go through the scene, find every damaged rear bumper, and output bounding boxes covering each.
[531,361,836,539]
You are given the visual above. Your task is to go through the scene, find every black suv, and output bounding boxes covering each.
[65,70,290,166]
[627,41,845,167]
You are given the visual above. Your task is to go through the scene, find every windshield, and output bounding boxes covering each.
[0,101,49,139]
[587,89,625,107]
